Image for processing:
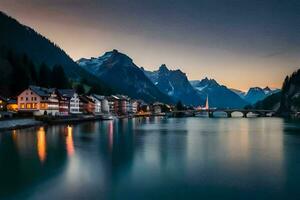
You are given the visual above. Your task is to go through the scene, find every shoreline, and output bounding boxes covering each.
[1,112,297,132]
[0,114,167,131]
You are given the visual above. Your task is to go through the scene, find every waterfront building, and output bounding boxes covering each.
[90,94,102,114]
[107,96,117,114]
[128,100,138,114]
[57,89,81,115]
[6,98,18,112]
[79,95,95,114]
[106,95,130,115]
[101,97,110,114]
[151,102,163,114]
[0,96,7,111]
[90,94,110,114]
[17,86,59,116]
[70,92,81,114]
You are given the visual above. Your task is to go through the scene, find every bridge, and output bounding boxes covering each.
[172,109,276,118]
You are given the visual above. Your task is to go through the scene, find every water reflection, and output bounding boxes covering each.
[37,127,47,163]
[108,121,114,152]
[65,126,75,156]
[1,117,300,199]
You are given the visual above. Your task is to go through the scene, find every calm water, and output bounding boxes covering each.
[0,117,300,199]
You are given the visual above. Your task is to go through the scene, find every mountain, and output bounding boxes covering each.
[230,88,246,99]
[190,78,248,108]
[142,64,202,106]
[0,11,112,96]
[279,69,300,114]
[254,92,281,111]
[243,87,279,105]
[252,69,300,115]
[77,50,173,103]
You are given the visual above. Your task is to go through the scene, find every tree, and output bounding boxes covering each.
[176,101,185,111]
[7,51,29,95]
[38,63,51,87]
[51,65,70,88]
[75,84,85,94]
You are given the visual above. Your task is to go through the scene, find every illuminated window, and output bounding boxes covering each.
[20,103,25,109]
[26,103,31,109]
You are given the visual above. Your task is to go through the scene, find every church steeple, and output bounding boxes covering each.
[205,96,209,109]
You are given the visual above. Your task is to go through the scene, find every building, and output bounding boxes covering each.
[17,86,59,116]
[101,97,110,114]
[90,94,102,114]
[57,89,81,115]
[151,102,163,114]
[0,96,7,111]
[106,95,130,115]
[6,98,18,112]
[128,100,138,114]
[90,94,110,114]
[79,95,95,114]
[70,92,81,114]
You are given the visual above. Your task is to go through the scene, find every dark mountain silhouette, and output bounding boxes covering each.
[0,11,112,97]
[143,64,202,106]
[77,50,173,103]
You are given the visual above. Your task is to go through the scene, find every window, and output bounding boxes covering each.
[31,97,34,101]
[26,103,31,109]
[26,97,28,101]
[20,103,25,109]
[20,97,23,101]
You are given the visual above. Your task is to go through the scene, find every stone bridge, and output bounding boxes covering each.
[197,109,276,118]
[173,109,276,118]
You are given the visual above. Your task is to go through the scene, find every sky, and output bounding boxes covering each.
[1,0,300,91]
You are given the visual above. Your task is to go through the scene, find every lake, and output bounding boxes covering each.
[0,117,300,199]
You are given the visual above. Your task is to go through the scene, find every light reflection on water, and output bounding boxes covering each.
[0,117,300,199]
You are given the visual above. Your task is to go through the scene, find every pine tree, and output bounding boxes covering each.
[38,63,51,87]
[51,65,70,88]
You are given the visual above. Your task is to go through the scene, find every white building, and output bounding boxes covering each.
[70,93,81,114]
[90,94,102,114]
[128,100,138,114]
[18,86,59,116]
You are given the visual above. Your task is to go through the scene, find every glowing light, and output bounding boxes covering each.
[12,130,17,141]
[37,127,47,163]
[66,125,75,156]
[108,121,113,151]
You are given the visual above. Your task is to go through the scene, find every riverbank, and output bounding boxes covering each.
[0,118,44,131]
[0,113,167,131]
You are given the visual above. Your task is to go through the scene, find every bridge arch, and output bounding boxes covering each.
[231,111,244,117]
[211,111,228,118]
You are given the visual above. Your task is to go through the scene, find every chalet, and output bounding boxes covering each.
[18,86,59,116]
[90,94,102,114]
[79,95,95,114]
[128,100,138,114]
[7,98,18,112]
[107,95,130,115]
[57,89,81,115]
[151,102,164,114]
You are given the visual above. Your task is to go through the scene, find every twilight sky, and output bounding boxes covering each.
[1,0,300,91]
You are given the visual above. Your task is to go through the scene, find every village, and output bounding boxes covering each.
[0,85,171,125]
